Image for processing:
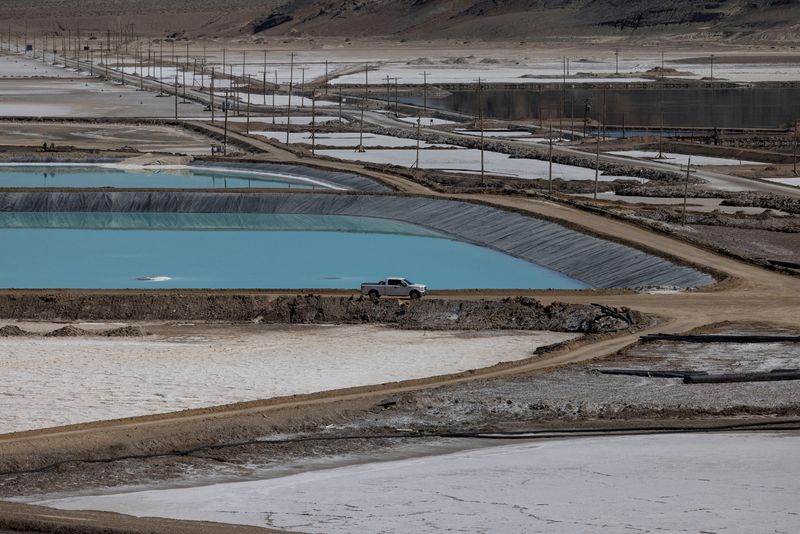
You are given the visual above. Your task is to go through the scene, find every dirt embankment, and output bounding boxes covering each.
[616,186,800,215]
[0,295,645,334]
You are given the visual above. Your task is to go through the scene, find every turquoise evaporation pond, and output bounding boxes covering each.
[0,212,589,290]
[0,165,334,189]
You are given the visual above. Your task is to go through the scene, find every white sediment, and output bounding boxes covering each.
[33,432,800,534]
[317,148,644,182]
[0,325,575,434]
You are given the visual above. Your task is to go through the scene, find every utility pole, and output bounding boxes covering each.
[299,66,308,108]
[682,157,692,226]
[324,59,329,95]
[210,66,215,121]
[159,39,164,95]
[139,41,144,90]
[793,120,798,176]
[594,131,600,200]
[615,48,619,75]
[273,70,278,124]
[245,74,251,134]
[174,71,179,120]
[560,56,565,141]
[286,52,294,144]
[262,49,268,106]
[338,85,343,124]
[311,90,317,155]
[182,56,187,102]
[202,46,207,88]
[223,90,229,154]
[385,75,392,110]
[710,54,716,140]
[657,84,664,158]
[421,71,430,116]
[358,63,367,151]
[230,64,239,115]
[393,77,400,116]
[415,116,421,169]
[549,119,554,193]
[477,77,485,185]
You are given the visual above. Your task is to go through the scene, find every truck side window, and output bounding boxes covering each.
[388,279,400,286]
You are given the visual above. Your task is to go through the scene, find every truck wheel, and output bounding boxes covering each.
[368,290,380,301]
[409,290,421,300]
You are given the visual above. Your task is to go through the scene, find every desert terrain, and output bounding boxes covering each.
[0,1,799,532]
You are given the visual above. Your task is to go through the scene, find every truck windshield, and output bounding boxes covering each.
[404,279,413,285]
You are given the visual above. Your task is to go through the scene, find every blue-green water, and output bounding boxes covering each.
[0,166,333,189]
[0,212,588,290]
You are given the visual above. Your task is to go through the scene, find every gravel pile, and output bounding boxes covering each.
[0,325,30,337]
[43,325,92,337]
[101,325,145,337]
[258,296,646,333]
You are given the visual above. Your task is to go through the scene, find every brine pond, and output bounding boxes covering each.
[405,86,800,128]
[0,165,339,190]
[0,212,588,289]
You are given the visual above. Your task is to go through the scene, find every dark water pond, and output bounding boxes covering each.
[404,87,800,129]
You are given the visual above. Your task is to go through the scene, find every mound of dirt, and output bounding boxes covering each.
[44,325,92,337]
[102,326,145,337]
[259,296,645,333]
[0,325,31,337]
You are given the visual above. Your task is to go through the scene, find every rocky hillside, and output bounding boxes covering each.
[1,0,798,42]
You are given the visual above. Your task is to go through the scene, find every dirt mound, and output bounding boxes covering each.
[0,294,646,333]
[259,296,645,333]
[0,325,31,337]
[44,325,92,337]
[102,326,145,337]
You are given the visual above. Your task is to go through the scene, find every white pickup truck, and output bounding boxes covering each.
[361,277,428,300]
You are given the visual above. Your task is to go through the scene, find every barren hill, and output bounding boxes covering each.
[1,0,798,43]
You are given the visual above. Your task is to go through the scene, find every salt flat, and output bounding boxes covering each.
[214,91,334,107]
[34,432,800,534]
[0,324,574,434]
[330,64,651,85]
[253,131,445,147]
[765,177,800,187]
[608,150,762,167]
[318,148,643,181]
[0,78,210,118]
[571,192,790,214]
[224,116,348,125]
[0,53,88,78]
